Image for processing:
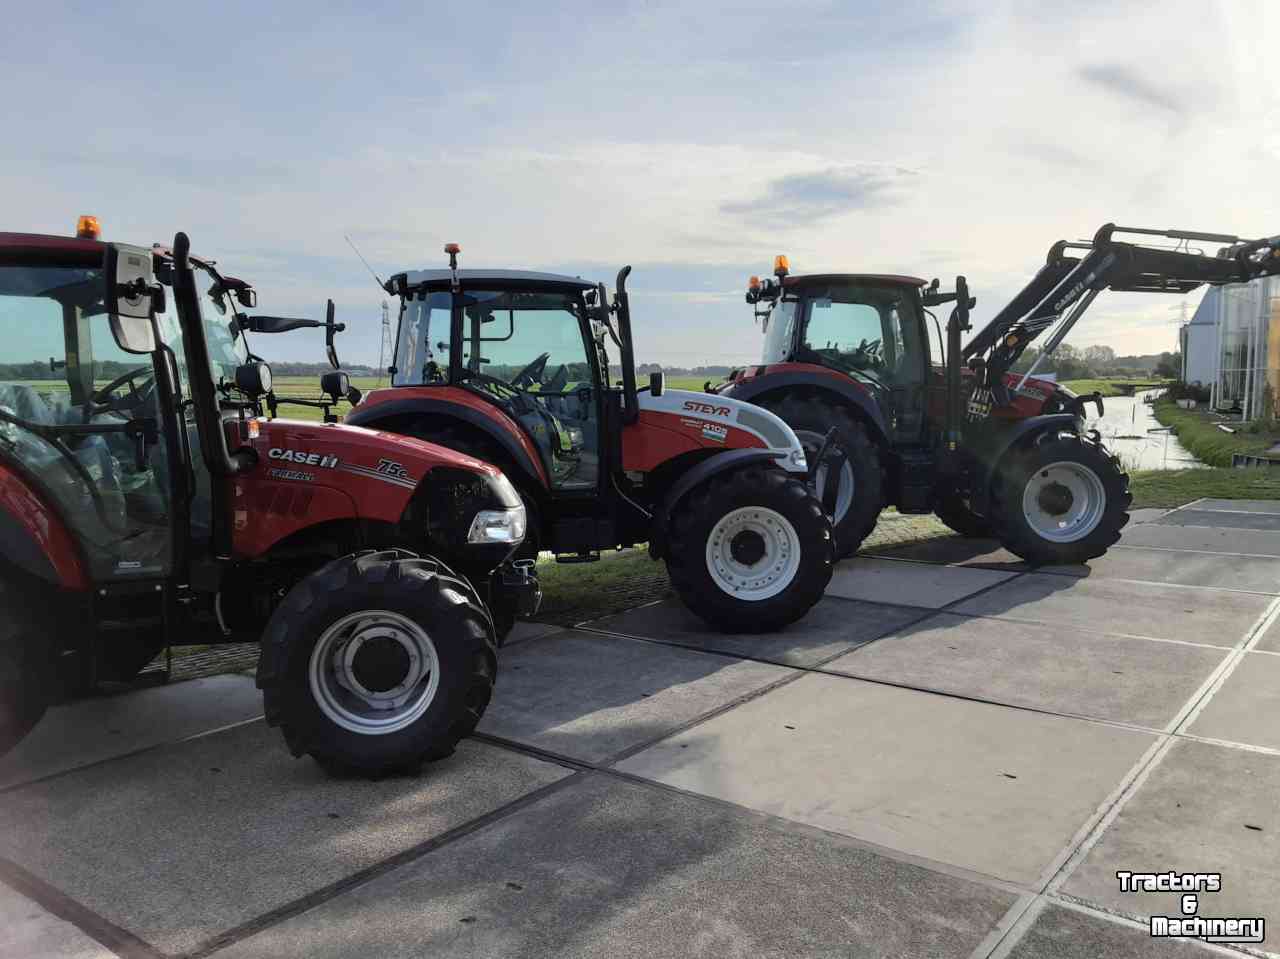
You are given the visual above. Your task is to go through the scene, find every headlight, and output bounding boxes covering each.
[467,505,527,544]
[789,447,808,470]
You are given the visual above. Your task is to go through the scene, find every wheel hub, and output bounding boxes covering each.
[729,530,767,566]
[1036,479,1075,517]
[308,611,441,735]
[1021,460,1107,544]
[350,636,413,694]
[705,506,803,602]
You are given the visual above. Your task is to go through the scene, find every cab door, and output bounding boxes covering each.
[0,255,173,582]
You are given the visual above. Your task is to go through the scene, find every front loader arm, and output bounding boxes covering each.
[966,223,1280,387]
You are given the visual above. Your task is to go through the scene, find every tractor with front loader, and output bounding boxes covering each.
[716,224,1280,563]
[346,247,835,632]
[0,220,539,774]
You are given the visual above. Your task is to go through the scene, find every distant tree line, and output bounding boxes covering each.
[1010,345,1180,381]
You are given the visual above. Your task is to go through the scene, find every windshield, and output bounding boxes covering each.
[761,300,798,364]
[797,283,924,389]
[153,262,249,392]
[392,291,451,385]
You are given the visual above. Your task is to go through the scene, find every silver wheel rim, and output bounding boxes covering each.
[705,506,802,601]
[795,429,854,525]
[1021,460,1107,543]
[308,610,440,736]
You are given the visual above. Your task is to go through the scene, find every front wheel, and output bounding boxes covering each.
[990,435,1131,565]
[666,466,834,632]
[0,579,54,756]
[257,549,497,776]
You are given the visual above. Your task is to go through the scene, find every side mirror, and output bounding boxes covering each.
[235,361,273,399]
[649,371,665,396]
[321,370,350,402]
[106,243,158,354]
[236,288,257,308]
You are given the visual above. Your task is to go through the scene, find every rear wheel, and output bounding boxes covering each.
[257,549,497,776]
[990,435,1131,565]
[760,394,882,559]
[666,466,833,632]
[0,579,54,756]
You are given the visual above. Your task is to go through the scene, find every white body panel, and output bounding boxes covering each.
[637,389,808,473]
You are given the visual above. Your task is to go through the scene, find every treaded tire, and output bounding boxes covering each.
[990,434,1131,565]
[666,466,833,632]
[933,489,992,539]
[256,549,497,777]
[760,394,882,559]
[0,578,54,756]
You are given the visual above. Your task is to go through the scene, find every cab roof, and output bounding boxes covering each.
[0,232,105,256]
[389,268,594,293]
[784,273,928,287]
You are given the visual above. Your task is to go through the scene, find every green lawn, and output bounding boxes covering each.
[1150,399,1280,468]
[1128,467,1280,508]
[1060,378,1169,398]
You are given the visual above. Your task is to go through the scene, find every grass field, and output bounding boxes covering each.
[1128,467,1280,508]
[1060,378,1170,397]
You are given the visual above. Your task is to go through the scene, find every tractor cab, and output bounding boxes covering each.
[381,263,603,493]
[748,259,933,445]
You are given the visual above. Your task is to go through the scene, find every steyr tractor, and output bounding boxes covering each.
[345,247,835,632]
[717,224,1280,564]
[0,221,540,775]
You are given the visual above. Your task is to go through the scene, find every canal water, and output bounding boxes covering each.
[1082,388,1202,471]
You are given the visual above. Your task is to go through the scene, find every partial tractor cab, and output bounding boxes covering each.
[0,221,536,774]
[348,245,834,632]
[720,225,1280,565]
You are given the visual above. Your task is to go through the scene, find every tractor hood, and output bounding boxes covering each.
[637,389,808,473]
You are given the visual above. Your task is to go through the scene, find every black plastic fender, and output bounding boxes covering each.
[346,398,547,492]
[967,413,1080,513]
[721,372,891,445]
[648,449,786,559]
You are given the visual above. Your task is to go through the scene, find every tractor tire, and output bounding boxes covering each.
[666,466,833,632]
[933,490,992,539]
[989,434,1131,565]
[257,549,497,777]
[760,394,882,559]
[0,579,54,756]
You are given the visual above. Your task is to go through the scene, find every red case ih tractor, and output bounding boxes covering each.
[717,224,1280,563]
[0,222,540,775]
[345,247,835,632]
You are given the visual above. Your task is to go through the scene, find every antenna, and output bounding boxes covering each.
[345,234,386,290]
[377,299,392,387]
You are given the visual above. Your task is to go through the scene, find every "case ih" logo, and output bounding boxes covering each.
[682,400,730,417]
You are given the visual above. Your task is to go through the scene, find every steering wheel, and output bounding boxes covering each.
[92,366,156,415]
[852,338,883,369]
[510,353,551,390]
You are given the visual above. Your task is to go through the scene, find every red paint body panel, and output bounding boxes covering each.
[354,386,550,486]
[0,462,89,589]
[621,410,767,472]
[925,368,1064,421]
[716,362,868,395]
[229,418,500,558]
[0,232,105,256]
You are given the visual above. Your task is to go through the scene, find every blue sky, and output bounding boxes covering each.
[4,0,1276,368]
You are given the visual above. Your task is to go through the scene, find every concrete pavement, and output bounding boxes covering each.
[2,497,1277,958]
